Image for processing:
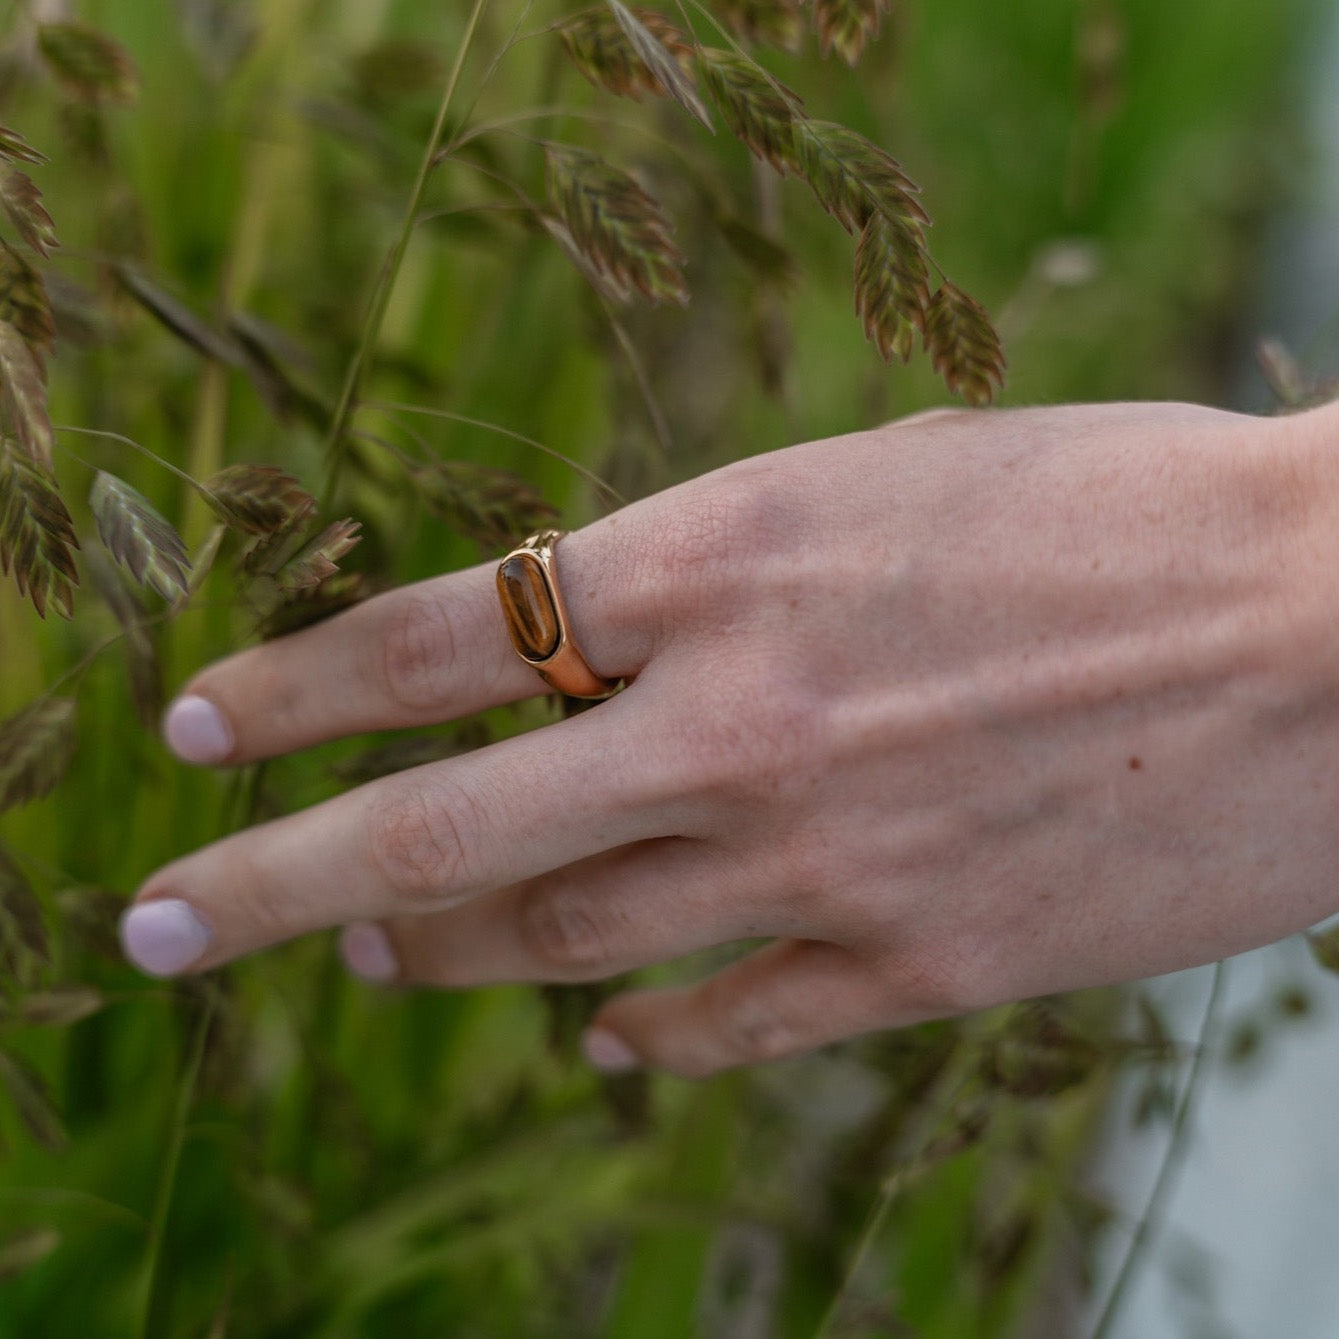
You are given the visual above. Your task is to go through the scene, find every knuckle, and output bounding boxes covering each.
[366,785,473,901]
[518,886,620,976]
[703,977,800,1069]
[377,587,459,712]
[653,467,802,614]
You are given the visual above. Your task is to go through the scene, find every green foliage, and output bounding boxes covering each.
[0,0,1320,1334]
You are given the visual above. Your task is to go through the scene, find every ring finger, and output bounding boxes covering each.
[341,837,788,988]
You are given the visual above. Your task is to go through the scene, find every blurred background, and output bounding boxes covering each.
[0,0,1334,1335]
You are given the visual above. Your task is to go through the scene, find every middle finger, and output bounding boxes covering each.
[122,692,681,975]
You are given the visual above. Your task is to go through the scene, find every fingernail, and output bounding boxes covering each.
[119,899,213,977]
[163,695,234,765]
[582,1028,641,1074]
[340,923,400,983]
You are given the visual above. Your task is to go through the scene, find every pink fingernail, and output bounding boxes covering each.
[163,695,234,765]
[120,899,212,977]
[582,1028,641,1074]
[341,923,400,983]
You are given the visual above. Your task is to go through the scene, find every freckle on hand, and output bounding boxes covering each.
[1128,756,1143,771]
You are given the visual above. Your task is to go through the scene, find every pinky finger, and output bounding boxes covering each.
[586,939,896,1078]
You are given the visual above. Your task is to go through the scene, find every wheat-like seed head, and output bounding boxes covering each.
[713,0,806,53]
[89,471,192,603]
[924,282,1007,406]
[0,695,77,814]
[813,0,891,66]
[546,144,688,307]
[0,126,47,168]
[0,439,77,618]
[276,518,363,594]
[855,212,930,363]
[0,169,57,259]
[0,844,50,988]
[204,464,318,535]
[36,22,140,105]
[698,48,805,176]
[559,5,696,104]
[413,458,559,553]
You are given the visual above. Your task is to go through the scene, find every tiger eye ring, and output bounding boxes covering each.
[497,530,620,699]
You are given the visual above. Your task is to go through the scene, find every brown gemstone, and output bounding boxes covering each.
[498,554,559,662]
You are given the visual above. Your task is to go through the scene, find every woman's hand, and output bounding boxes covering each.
[121,401,1339,1076]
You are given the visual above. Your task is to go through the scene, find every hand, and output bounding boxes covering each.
[121,401,1339,1076]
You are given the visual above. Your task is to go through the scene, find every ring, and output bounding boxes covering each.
[497,530,620,699]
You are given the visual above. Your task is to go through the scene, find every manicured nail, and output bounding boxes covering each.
[163,695,234,765]
[582,1028,641,1074]
[340,923,400,984]
[119,899,213,977]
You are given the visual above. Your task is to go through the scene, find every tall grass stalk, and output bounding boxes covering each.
[1089,961,1229,1339]
[134,998,216,1339]
[321,0,492,510]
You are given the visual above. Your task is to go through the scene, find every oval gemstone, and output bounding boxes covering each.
[498,554,560,661]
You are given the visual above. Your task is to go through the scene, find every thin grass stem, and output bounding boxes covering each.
[321,0,492,511]
[1088,961,1228,1339]
[603,302,675,460]
[362,399,627,507]
[134,996,216,1339]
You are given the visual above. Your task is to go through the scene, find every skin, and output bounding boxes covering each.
[127,399,1339,1077]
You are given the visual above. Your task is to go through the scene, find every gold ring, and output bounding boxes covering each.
[497,530,619,699]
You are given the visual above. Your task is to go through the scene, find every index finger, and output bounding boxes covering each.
[163,526,653,766]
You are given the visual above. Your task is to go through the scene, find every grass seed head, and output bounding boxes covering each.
[0,439,76,617]
[546,144,689,307]
[924,282,1007,406]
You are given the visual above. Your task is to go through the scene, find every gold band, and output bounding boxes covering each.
[497,530,619,699]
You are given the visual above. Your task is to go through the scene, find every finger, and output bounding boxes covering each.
[341,839,784,988]
[121,693,676,977]
[583,940,895,1077]
[162,526,652,767]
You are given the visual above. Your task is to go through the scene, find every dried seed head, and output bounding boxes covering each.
[413,458,560,553]
[0,695,77,813]
[560,5,697,105]
[797,120,926,235]
[0,1049,67,1151]
[0,126,47,168]
[0,242,55,362]
[813,0,891,66]
[204,464,318,535]
[0,169,58,258]
[0,323,54,471]
[545,144,688,307]
[258,572,367,640]
[276,518,363,594]
[698,48,804,176]
[0,849,50,992]
[924,282,1006,406]
[713,0,806,53]
[37,22,140,106]
[89,471,192,602]
[0,439,75,618]
[854,212,930,363]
